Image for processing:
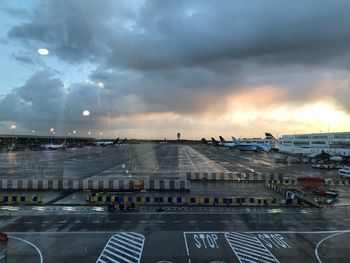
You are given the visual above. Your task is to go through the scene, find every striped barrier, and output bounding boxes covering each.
[265,182,302,205]
[281,177,298,186]
[185,172,283,182]
[325,178,350,186]
[268,177,350,187]
[88,194,291,206]
[0,195,42,204]
[0,179,190,191]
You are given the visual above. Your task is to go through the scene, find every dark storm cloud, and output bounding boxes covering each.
[7,0,350,69]
[0,70,159,131]
[3,0,350,134]
[1,6,31,19]
[107,0,350,70]
[0,71,64,121]
[12,54,35,65]
[7,0,129,63]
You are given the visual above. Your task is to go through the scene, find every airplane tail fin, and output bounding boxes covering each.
[231,137,240,145]
[219,136,226,142]
[265,133,277,141]
[201,138,208,144]
[211,137,219,146]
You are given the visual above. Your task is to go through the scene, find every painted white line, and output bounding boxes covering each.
[121,232,144,242]
[96,232,145,263]
[110,237,141,253]
[315,230,350,263]
[0,209,332,216]
[183,232,190,256]
[110,241,140,254]
[184,230,350,234]
[9,235,43,263]
[225,232,279,263]
[232,241,265,254]
[107,244,139,260]
[5,229,350,236]
[118,234,142,246]
[228,238,269,253]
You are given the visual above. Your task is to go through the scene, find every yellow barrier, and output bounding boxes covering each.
[87,194,289,207]
[0,195,42,204]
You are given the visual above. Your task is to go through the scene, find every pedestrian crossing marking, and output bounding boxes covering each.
[97,232,145,263]
[225,232,279,263]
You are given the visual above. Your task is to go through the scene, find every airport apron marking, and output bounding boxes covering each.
[225,232,280,263]
[257,233,291,249]
[96,232,145,263]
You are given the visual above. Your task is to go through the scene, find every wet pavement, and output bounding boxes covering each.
[1,206,350,262]
[0,143,349,262]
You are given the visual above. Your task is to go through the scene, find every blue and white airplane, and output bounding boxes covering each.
[219,136,270,152]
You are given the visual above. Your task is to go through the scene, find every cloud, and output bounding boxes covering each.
[6,0,350,70]
[12,54,35,65]
[2,0,350,137]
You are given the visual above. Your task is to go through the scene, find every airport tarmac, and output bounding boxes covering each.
[1,207,350,262]
[0,143,349,262]
[192,145,339,179]
[0,144,212,180]
[0,144,340,182]
[0,144,181,180]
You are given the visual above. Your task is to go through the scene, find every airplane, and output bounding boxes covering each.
[201,138,213,145]
[211,137,220,146]
[208,136,270,152]
[117,138,127,144]
[41,140,66,150]
[94,138,120,146]
[220,136,270,152]
[265,132,348,162]
[160,138,168,144]
[218,136,236,148]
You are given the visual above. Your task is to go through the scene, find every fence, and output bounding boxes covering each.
[86,193,298,206]
[0,178,190,191]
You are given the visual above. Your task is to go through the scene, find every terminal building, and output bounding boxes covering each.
[238,132,350,151]
[279,132,350,149]
[238,138,269,144]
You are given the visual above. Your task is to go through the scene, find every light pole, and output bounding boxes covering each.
[10,124,16,148]
[50,128,55,144]
[73,130,77,146]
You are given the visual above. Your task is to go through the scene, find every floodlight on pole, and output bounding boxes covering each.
[10,124,16,147]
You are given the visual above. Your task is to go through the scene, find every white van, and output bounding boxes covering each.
[339,167,350,178]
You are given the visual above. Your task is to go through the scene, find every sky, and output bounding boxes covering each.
[1,0,350,139]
